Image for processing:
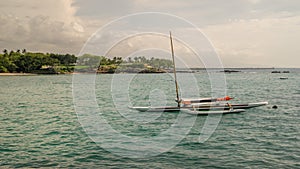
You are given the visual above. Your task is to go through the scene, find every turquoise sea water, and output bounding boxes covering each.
[0,69,299,168]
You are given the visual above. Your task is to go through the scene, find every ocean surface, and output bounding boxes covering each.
[0,69,299,168]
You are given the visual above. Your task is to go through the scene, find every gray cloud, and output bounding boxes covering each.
[72,0,133,19]
[0,0,87,54]
[72,0,300,25]
[0,0,299,67]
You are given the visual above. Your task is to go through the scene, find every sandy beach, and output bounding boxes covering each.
[0,73,37,76]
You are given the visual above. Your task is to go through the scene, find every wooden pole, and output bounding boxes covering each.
[169,31,180,107]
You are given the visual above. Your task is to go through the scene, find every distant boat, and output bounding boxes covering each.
[271,71,281,73]
[279,77,288,80]
[271,70,290,73]
[220,69,241,73]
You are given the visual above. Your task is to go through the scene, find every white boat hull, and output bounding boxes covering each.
[181,109,246,115]
[130,102,268,112]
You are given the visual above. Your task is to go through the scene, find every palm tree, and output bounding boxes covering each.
[9,50,14,56]
[3,49,8,55]
[128,57,132,63]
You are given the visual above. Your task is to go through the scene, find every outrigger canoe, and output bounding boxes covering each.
[131,32,268,115]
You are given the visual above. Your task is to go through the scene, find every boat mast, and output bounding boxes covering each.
[169,31,180,107]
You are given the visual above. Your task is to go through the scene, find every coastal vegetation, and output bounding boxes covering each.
[0,49,173,74]
[77,54,173,73]
[0,49,76,74]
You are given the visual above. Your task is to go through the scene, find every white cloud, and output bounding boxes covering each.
[0,0,86,53]
[247,0,261,4]
[203,16,300,67]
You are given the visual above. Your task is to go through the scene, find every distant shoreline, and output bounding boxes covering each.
[1,67,298,76]
[0,73,38,76]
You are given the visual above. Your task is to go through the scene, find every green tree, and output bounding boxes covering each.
[77,54,101,70]
[0,54,17,72]
[15,53,44,73]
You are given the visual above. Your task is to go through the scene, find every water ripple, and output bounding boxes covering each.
[0,73,299,168]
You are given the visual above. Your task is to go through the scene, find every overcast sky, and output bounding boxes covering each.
[0,0,299,67]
